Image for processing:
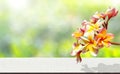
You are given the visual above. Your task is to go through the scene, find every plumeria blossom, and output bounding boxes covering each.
[95,28,114,47]
[87,21,100,32]
[71,7,119,63]
[84,36,97,52]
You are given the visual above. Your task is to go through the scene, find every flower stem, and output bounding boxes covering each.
[110,42,120,45]
[76,51,82,63]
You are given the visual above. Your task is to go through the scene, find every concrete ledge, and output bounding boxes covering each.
[0,58,120,73]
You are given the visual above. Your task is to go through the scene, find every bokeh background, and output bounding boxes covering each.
[0,0,120,57]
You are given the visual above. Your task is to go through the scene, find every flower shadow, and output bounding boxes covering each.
[81,63,120,72]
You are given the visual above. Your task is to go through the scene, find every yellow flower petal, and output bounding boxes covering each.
[102,41,109,47]
[72,31,83,38]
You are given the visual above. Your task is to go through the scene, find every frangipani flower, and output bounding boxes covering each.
[87,22,100,32]
[84,20,102,37]
[71,43,84,56]
[96,28,114,47]
[82,35,98,56]
[72,28,85,39]
[72,31,83,39]
[90,12,106,23]
[82,20,90,26]
[90,12,100,24]
[71,7,119,63]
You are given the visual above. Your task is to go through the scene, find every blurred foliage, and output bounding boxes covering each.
[0,0,120,57]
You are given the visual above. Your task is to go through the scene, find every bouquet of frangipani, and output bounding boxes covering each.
[71,7,119,63]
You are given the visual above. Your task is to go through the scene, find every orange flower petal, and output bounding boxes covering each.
[99,28,107,35]
[104,33,114,42]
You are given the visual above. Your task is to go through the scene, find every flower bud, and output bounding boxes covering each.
[105,7,118,19]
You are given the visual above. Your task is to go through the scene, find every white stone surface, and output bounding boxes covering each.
[0,58,120,73]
